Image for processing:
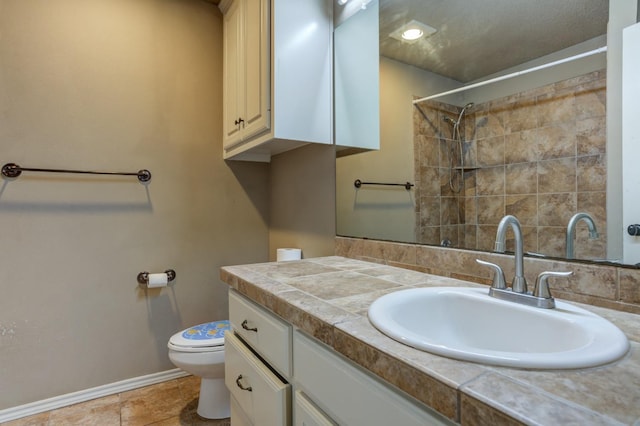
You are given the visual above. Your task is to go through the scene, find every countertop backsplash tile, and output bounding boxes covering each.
[336,236,640,315]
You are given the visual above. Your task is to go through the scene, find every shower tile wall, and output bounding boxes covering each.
[414,69,607,260]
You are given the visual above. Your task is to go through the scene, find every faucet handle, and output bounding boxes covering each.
[533,271,573,299]
[476,259,506,289]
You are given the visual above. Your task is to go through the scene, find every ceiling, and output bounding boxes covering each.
[379,0,608,82]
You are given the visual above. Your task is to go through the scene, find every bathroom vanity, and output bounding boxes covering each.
[225,289,449,425]
[221,257,640,425]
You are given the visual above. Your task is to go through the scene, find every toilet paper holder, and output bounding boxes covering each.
[137,269,176,288]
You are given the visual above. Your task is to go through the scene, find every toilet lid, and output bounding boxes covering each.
[169,320,230,348]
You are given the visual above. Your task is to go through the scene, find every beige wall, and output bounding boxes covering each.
[0,0,270,409]
[269,143,336,261]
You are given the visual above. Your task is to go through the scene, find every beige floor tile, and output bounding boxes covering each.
[177,375,201,402]
[48,395,120,426]
[145,417,183,426]
[0,412,50,426]
[143,397,230,426]
[120,380,184,426]
[2,377,230,426]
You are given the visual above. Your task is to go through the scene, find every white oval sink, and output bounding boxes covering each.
[368,287,629,369]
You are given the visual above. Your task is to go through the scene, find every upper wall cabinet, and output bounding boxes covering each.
[219,0,333,162]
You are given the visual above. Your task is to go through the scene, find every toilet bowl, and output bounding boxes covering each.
[168,320,231,419]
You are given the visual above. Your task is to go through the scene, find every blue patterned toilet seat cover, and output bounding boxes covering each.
[170,320,230,348]
[182,320,230,340]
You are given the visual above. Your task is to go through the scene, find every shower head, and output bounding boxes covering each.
[457,102,475,122]
[460,103,474,115]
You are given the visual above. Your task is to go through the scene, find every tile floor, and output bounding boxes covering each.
[1,376,230,426]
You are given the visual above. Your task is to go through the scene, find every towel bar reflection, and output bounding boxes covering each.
[354,179,414,190]
[1,163,152,183]
[137,269,176,288]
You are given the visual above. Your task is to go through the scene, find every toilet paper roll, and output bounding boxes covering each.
[147,272,169,288]
[277,248,302,262]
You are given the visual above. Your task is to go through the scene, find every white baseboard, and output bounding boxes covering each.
[0,368,189,423]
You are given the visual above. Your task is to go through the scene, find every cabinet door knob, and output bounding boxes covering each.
[234,117,245,126]
[241,319,258,332]
[236,374,253,392]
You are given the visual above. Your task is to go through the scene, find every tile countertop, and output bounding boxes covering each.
[220,256,640,426]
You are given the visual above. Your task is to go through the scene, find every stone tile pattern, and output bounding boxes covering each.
[1,376,229,426]
[221,256,640,426]
[335,236,640,314]
[414,69,607,260]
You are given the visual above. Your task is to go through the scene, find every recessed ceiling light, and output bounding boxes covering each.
[389,20,437,44]
[402,28,424,40]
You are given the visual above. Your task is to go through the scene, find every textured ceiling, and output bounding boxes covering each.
[379,0,608,82]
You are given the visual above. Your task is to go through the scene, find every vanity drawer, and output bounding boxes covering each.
[225,331,291,425]
[294,390,337,426]
[229,289,292,377]
[230,396,252,426]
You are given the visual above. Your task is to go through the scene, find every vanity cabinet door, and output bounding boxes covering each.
[225,331,291,426]
[294,330,453,426]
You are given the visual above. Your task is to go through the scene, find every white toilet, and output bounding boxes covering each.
[167,320,231,419]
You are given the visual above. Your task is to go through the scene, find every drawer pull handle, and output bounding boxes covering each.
[235,374,252,392]
[241,319,258,332]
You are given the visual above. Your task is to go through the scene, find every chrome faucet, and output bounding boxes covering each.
[476,215,573,309]
[494,215,527,293]
[566,212,599,259]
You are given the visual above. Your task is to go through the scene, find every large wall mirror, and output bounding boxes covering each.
[336,0,640,266]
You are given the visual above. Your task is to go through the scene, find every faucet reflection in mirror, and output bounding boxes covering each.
[566,212,600,259]
[413,69,607,260]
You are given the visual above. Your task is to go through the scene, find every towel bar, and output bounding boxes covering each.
[1,163,151,183]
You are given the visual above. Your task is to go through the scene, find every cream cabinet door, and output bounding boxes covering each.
[222,0,270,150]
[241,0,270,141]
[222,0,242,147]
[294,331,454,426]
